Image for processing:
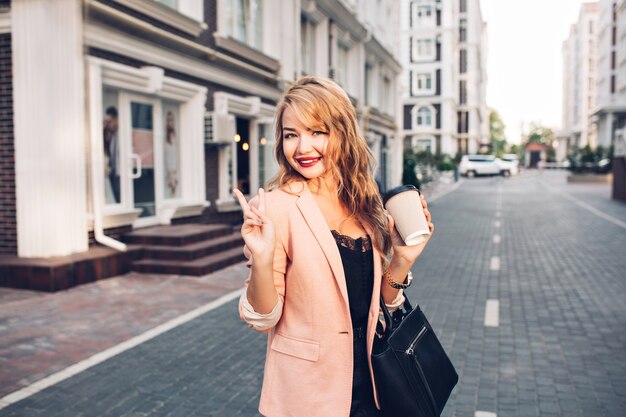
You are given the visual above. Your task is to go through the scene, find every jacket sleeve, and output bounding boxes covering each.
[238,195,288,333]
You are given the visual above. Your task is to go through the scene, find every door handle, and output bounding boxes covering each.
[130,153,142,179]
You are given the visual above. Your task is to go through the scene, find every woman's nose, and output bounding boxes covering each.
[297,134,314,153]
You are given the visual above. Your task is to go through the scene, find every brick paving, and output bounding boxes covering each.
[0,268,248,399]
[1,170,625,416]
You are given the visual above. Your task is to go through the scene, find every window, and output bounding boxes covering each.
[103,90,121,205]
[416,139,432,152]
[460,49,467,73]
[611,75,616,94]
[459,80,467,104]
[611,51,616,69]
[417,73,431,90]
[301,16,317,75]
[224,0,263,50]
[459,18,467,42]
[411,38,434,61]
[416,106,432,126]
[410,1,435,28]
[612,26,617,45]
[457,111,469,133]
[411,72,432,95]
[163,102,182,200]
[460,0,467,13]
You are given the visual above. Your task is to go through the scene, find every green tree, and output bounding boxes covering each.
[526,123,556,161]
[489,110,507,157]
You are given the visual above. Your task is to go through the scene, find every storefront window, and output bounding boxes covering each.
[162,102,181,199]
[103,90,121,205]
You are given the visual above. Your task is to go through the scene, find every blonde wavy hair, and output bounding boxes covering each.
[268,76,391,256]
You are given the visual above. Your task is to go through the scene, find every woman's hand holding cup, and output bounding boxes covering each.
[385,187,434,265]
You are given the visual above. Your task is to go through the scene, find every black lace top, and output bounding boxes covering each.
[331,230,374,329]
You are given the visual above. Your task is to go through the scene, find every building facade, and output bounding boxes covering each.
[400,0,488,157]
[592,0,626,151]
[0,0,402,288]
[560,2,599,158]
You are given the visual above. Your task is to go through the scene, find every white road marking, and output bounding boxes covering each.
[542,182,626,230]
[493,234,501,244]
[476,412,498,417]
[490,256,500,271]
[494,220,501,228]
[495,211,501,217]
[0,288,246,411]
[484,299,500,327]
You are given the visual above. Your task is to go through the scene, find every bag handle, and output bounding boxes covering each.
[379,293,414,334]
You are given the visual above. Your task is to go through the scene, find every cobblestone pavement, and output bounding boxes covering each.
[1,170,625,417]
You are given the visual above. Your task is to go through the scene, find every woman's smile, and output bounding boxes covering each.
[295,156,322,168]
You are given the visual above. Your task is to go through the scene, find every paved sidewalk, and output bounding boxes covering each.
[0,266,249,399]
[1,171,625,416]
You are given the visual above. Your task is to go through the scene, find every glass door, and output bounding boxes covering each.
[129,99,158,221]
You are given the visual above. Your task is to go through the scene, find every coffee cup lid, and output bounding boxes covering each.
[383,184,420,206]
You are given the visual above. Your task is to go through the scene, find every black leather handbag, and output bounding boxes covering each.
[372,295,458,416]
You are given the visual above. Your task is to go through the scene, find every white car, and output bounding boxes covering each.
[459,155,511,177]
[497,154,519,176]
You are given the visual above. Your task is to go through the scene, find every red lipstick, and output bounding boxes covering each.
[295,157,321,168]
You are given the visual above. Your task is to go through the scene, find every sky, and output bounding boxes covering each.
[480,0,590,144]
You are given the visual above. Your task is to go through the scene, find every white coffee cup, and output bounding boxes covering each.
[383,185,430,246]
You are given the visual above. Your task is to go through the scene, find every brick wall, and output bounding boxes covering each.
[0,35,16,255]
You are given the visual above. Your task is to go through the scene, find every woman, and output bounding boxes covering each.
[233,76,434,417]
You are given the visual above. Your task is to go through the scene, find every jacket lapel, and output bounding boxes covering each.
[295,185,350,310]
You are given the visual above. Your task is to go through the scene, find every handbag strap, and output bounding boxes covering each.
[379,293,414,333]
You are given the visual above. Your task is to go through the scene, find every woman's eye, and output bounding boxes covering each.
[312,131,327,136]
[283,133,296,139]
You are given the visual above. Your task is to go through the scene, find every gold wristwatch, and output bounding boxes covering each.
[384,269,413,289]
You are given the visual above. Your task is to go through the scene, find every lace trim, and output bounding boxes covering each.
[331,230,372,252]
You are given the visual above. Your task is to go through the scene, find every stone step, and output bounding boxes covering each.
[123,224,233,246]
[141,232,244,261]
[0,245,144,292]
[131,246,246,276]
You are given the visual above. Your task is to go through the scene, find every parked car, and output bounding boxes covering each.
[498,154,520,175]
[595,158,612,174]
[459,155,511,177]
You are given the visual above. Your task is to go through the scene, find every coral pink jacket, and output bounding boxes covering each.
[239,183,384,417]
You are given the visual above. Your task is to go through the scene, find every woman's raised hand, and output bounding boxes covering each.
[233,188,276,265]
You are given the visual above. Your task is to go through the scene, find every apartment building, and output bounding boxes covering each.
[400,0,488,157]
[592,0,626,151]
[561,2,599,157]
[0,0,402,290]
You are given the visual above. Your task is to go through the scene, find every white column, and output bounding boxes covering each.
[12,0,88,257]
[180,88,208,204]
[249,121,260,193]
